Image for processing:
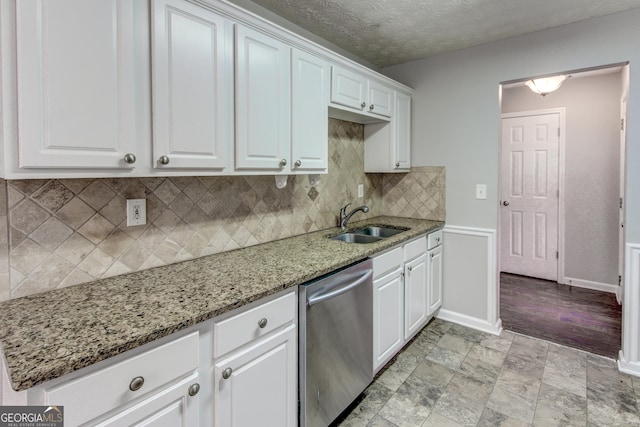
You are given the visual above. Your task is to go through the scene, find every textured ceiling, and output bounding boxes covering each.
[247,0,640,67]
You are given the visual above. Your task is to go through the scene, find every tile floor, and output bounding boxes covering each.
[337,318,640,426]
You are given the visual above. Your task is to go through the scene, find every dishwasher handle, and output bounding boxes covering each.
[307,269,373,307]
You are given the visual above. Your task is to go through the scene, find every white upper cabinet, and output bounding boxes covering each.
[151,0,233,171]
[393,91,412,170]
[235,25,291,172]
[330,66,367,112]
[16,0,139,170]
[364,90,411,173]
[330,65,394,120]
[291,49,329,172]
[1,0,408,178]
[368,80,394,118]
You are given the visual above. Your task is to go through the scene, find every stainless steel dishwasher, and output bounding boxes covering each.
[299,259,374,427]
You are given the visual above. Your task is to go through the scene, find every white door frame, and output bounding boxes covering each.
[499,108,566,282]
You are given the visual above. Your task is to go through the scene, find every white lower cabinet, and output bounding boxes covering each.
[93,373,199,427]
[372,231,443,373]
[372,247,404,372]
[31,331,202,427]
[212,289,297,427]
[427,230,444,316]
[214,325,297,426]
[404,237,428,340]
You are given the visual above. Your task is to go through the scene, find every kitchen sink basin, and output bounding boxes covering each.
[329,225,408,243]
[330,233,383,244]
[351,226,406,238]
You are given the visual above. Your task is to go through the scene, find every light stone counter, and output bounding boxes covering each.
[0,216,443,391]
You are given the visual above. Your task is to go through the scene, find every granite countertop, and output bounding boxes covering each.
[0,216,443,392]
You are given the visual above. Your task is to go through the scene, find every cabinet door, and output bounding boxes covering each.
[373,269,404,373]
[291,50,329,173]
[16,0,138,169]
[404,253,428,340]
[215,325,297,427]
[368,81,394,118]
[93,373,199,426]
[151,0,233,170]
[428,245,443,315]
[393,92,411,170]
[330,66,367,111]
[235,26,291,171]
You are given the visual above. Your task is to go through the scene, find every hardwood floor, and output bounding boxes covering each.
[500,273,622,358]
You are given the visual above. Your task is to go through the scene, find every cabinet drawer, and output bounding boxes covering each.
[427,230,443,250]
[43,332,199,427]
[372,247,403,279]
[213,290,296,358]
[404,236,427,260]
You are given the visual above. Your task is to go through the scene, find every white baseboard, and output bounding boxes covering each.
[563,277,618,294]
[619,350,640,377]
[437,309,502,336]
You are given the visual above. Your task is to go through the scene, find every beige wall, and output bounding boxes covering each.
[0,119,445,300]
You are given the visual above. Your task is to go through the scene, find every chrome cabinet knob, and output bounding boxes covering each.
[222,368,233,380]
[280,159,287,167]
[360,102,366,109]
[158,155,170,165]
[123,153,136,164]
[395,161,400,168]
[502,201,510,206]
[431,253,435,258]
[258,318,268,328]
[294,160,302,168]
[188,383,200,397]
[129,376,144,391]
[369,104,374,111]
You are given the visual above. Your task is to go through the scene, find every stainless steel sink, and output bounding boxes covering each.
[351,226,406,238]
[329,225,408,243]
[330,233,383,244]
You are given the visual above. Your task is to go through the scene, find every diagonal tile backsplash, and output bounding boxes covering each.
[0,119,445,300]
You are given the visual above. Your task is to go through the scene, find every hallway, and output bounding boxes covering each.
[500,273,622,358]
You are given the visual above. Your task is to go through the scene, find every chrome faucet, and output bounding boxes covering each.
[339,204,369,230]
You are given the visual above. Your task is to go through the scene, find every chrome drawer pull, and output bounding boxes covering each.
[129,376,144,391]
[188,383,200,397]
[222,368,233,380]
[258,318,268,328]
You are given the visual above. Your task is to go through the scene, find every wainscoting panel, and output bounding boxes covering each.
[619,243,640,376]
[437,225,501,335]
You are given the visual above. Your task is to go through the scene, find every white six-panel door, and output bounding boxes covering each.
[501,113,560,280]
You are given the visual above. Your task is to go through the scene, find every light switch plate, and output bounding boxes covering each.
[358,184,364,198]
[476,184,487,200]
[126,199,147,226]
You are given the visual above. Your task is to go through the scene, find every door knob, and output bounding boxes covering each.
[502,201,510,206]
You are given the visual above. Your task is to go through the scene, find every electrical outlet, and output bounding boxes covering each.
[358,184,364,198]
[476,184,487,200]
[126,199,147,226]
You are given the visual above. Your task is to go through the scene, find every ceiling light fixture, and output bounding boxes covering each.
[525,75,569,96]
